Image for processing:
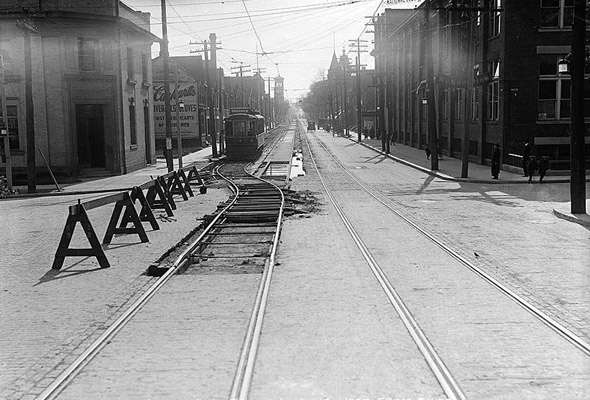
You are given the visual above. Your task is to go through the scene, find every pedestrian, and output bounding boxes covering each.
[526,155,538,183]
[538,156,550,183]
[491,143,501,179]
[363,127,368,139]
[425,146,431,160]
[522,139,532,176]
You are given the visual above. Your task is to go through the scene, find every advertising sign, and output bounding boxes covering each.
[153,82,200,139]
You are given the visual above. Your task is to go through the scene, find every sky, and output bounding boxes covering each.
[122,0,421,101]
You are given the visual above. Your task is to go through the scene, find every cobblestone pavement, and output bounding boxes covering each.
[0,151,230,399]
[1,132,589,398]
[338,134,590,343]
[248,128,590,399]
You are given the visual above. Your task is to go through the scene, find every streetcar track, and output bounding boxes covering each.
[310,131,590,359]
[36,125,287,399]
[303,129,467,400]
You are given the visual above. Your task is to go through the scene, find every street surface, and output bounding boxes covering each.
[0,124,588,399]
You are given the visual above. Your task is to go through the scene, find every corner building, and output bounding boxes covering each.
[0,1,159,179]
[374,0,589,170]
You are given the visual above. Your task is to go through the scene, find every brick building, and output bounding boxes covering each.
[373,0,590,170]
[0,0,159,181]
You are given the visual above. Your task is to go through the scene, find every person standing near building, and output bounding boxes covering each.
[522,139,532,176]
[491,143,501,179]
[538,156,550,183]
[526,155,538,183]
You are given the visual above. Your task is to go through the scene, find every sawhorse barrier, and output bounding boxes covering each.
[51,165,208,270]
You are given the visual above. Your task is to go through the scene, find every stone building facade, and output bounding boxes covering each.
[373,0,590,169]
[0,0,159,180]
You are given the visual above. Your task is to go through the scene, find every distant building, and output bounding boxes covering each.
[0,1,159,179]
[373,1,590,169]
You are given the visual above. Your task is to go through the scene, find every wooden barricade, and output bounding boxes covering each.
[128,185,159,231]
[146,177,175,214]
[51,165,207,270]
[177,169,194,197]
[103,192,149,245]
[52,202,110,270]
[183,165,207,194]
[166,171,189,201]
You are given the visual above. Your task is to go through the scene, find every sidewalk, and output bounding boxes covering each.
[344,135,590,227]
[8,146,216,197]
[0,146,225,399]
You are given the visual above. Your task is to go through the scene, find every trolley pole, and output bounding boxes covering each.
[17,13,39,192]
[160,0,174,172]
[424,0,439,170]
[0,55,13,192]
[174,65,183,169]
[569,0,587,214]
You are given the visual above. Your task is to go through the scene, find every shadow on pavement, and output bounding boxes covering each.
[35,261,105,286]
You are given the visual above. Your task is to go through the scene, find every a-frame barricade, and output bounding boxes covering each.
[146,177,175,215]
[177,169,194,197]
[166,171,188,201]
[124,186,159,231]
[185,166,207,194]
[52,203,110,270]
[157,175,177,210]
[103,192,149,245]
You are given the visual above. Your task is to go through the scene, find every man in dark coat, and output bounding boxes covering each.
[522,140,532,176]
[538,156,550,183]
[491,144,501,179]
[527,156,538,183]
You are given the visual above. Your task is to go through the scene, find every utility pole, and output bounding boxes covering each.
[17,11,38,192]
[0,55,13,192]
[569,0,587,214]
[209,33,219,157]
[160,0,174,172]
[268,76,273,128]
[231,61,251,106]
[354,54,363,142]
[174,64,183,169]
[424,0,439,170]
[203,40,217,157]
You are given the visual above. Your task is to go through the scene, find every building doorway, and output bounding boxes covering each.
[76,104,106,169]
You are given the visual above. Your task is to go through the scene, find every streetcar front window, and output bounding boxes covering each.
[234,121,247,136]
[225,122,233,137]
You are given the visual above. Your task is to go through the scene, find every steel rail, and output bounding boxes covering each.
[36,165,242,400]
[304,132,467,400]
[228,165,286,400]
[314,133,590,358]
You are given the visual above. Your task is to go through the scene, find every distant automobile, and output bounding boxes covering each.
[307,121,316,131]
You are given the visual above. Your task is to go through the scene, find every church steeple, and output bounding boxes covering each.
[328,51,340,72]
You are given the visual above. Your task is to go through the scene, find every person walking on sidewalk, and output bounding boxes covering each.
[526,155,538,183]
[538,156,550,183]
[491,143,501,179]
[522,139,532,176]
[425,146,431,160]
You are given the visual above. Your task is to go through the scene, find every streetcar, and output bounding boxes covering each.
[224,108,266,161]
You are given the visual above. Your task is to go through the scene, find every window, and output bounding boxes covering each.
[487,60,500,121]
[455,88,465,120]
[78,38,96,71]
[129,99,137,145]
[540,0,575,29]
[537,54,582,119]
[471,87,480,121]
[443,89,450,120]
[127,48,135,81]
[488,0,501,37]
[1,105,20,150]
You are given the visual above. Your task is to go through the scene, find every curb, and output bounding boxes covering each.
[352,139,576,185]
[552,208,590,227]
